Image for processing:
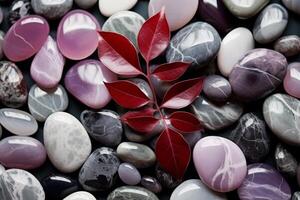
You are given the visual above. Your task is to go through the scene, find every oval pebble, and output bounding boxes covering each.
[274,35,300,57]
[118,163,141,185]
[108,186,159,200]
[99,0,137,17]
[203,75,232,102]
[31,0,72,20]
[141,176,162,194]
[75,0,98,9]
[0,164,4,174]
[284,62,300,98]
[63,191,96,200]
[282,0,300,15]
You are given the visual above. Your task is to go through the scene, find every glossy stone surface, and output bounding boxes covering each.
[223,0,270,19]
[9,0,32,24]
[171,179,227,200]
[155,165,181,189]
[102,11,145,48]
[80,110,122,147]
[275,144,297,176]
[32,0,73,19]
[117,142,156,168]
[284,63,300,98]
[253,4,288,44]
[191,96,243,130]
[238,164,291,200]
[263,93,300,145]
[229,49,288,102]
[118,163,141,185]
[108,186,159,200]
[203,75,231,102]
[283,0,300,14]
[274,35,300,57]
[75,0,97,9]
[99,0,137,17]
[141,176,162,194]
[57,10,100,60]
[4,15,49,62]
[166,22,221,69]
[148,0,198,31]
[193,136,247,192]
[79,147,120,191]
[218,27,255,77]
[31,36,65,90]
[0,31,4,60]
[0,169,45,200]
[227,113,270,162]
[63,191,96,200]
[0,61,27,108]
[65,60,117,109]
[44,112,92,173]
[28,84,69,122]
[42,175,79,200]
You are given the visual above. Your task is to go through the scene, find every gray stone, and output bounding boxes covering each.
[107,186,159,200]
[275,144,297,176]
[293,192,300,200]
[282,0,300,15]
[74,0,97,9]
[183,131,202,148]
[203,75,232,102]
[155,165,182,189]
[63,191,96,200]
[274,35,300,57]
[9,0,32,24]
[141,176,162,194]
[124,125,158,142]
[0,31,4,60]
[118,163,141,185]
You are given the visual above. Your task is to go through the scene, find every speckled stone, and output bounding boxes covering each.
[238,164,291,200]
[253,4,288,44]
[282,0,300,15]
[118,163,141,185]
[284,63,300,98]
[0,31,4,60]
[155,165,182,189]
[79,147,120,192]
[275,144,297,176]
[102,11,145,48]
[141,176,162,194]
[80,110,122,147]
[292,192,300,200]
[0,169,45,200]
[263,93,300,145]
[63,191,96,200]
[166,22,221,69]
[229,49,288,102]
[99,0,138,17]
[75,0,97,9]
[9,0,32,24]
[203,75,232,102]
[191,96,243,130]
[107,186,159,200]
[32,0,73,19]
[274,35,300,57]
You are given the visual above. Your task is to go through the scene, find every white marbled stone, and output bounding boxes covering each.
[63,191,96,200]
[75,0,97,9]
[99,0,138,17]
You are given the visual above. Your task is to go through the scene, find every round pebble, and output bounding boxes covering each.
[63,191,96,200]
[203,75,232,102]
[31,0,73,19]
[118,163,141,185]
[274,35,300,57]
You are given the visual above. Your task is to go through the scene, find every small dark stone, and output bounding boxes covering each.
[9,0,32,24]
[141,176,162,194]
[275,144,297,177]
[155,165,182,189]
[274,35,300,57]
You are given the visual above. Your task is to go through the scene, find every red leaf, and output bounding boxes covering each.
[98,31,142,76]
[161,77,204,109]
[152,62,190,82]
[156,128,191,179]
[105,80,150,109]
[138,8,170,62]
[169,111,203,133]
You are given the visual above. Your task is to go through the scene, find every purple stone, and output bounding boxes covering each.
[203,75,232,102]
[64,59,117,109]
[229,49,287,102]
[3,15,49,62]
[57,9,100,60]
[118,163,141,185]
[284,62,300,99]
[238,164,291,200]
[141,176,162,194]
[0,136,46,170]
[31,36,65,91]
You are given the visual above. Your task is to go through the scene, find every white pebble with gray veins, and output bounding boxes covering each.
[75,0,97,9]
[63,191,96,200]
[99,0,138,17]
[282,0,300,15]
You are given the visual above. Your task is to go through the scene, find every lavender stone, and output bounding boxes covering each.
[118,163,141,185]
[9,0,32,24]
[274,35,300,57]
[284,62,300,98]
[141,176,162,194]
[275,144,297,176]
[203,75,231,102]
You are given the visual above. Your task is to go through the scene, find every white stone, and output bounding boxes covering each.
[0,164,4,175]
[75,0,98,9]
[99,0,138,17]
[217,27,255,77]
[44,112,92,173]
[63,191,96,200]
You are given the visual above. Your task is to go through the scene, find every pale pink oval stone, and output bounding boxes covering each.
[284,62,300,99]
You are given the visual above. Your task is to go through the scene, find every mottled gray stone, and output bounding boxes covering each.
[203,75,232,102]
[118,163,141,185]
[166,22,221,69]
[107,186,159,200]
[155,165,182,189]
[275,144,297,176]
[28,84,69,122]
[293,192,300,200]
[32,0,73,19]
[141,176,162,194]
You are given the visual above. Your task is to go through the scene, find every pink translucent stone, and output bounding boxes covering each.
[3,15,50,62]
[284,62,300,99]
[148,0,198,31]
[31,36,65,91]
[64,59,117,109]
[57,9,100,60]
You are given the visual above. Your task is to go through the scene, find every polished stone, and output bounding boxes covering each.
[238,164,291,200]
[191,96,243,130]
[298,166,300,186]
[118,163,141,185]
[141,176,162,194]
[155,165,182,189]
[9,0,32,24]
[253,4,288,44]
[203,75,231,102]
[79,147,120,191]
[274,35,300,57]
[284,63,300,98]
[166,22,221,69]
[108,186,159,200]
[229,49,288,102]
[275,144,297,176]
[282,0,300,15]
[32,0,73,19]
[99,0,137,17]
[75,0,97,9]
[63,192,96,200]
[44,112,92,173]
[65,60,117,109]
[0,31,4,60]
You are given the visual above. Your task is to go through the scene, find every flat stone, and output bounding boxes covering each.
[171,179,227,200]
[0,169,45,200]
[9,0,32,24]
[79,147,120,192]
[117,142,156,168]
[293,192,300,200]
[191,96,243,130]
[65,60,117,109]
[0,108,38,136]
[75,0,97,9]
[44,112,92,173]
[99,0,137,17]
[217,27,255,77]
[155,165,182,189]
[203,75,232,102]
[102,11,145,48]
[0,61,27,108]
[253,4,288,44]
[284,63,300,99]
[118,163,141,185]
[31,0,73,20]
[238,164,291,200]
[28,84,69,122]
[0,136,46,169]
[108,186,159,200]
[141,176,162,194]
[63,192,96,200]
[0,31,4,60]
[275,144,297,176]
[31,36,65,90]
[166,22,221,69]
[229,49,288,102]
[283,0,300,15]
[80,110,122,147]
[274,35,300,57]
[263,93,300,145]
[57,10,100,60]
[148,0,198,31]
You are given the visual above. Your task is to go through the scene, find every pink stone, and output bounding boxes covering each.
[57,9,100,60]
[3,15,49,62]
[193,136,247,192]
[31,36,65,91]
[284,62,300,99]
[148,0,198,31]
[64,59,117,109]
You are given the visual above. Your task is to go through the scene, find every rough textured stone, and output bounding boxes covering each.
[274,35,300,57]
[275,144,298,176]
[31,0,73,19]
[108,186,159,200]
